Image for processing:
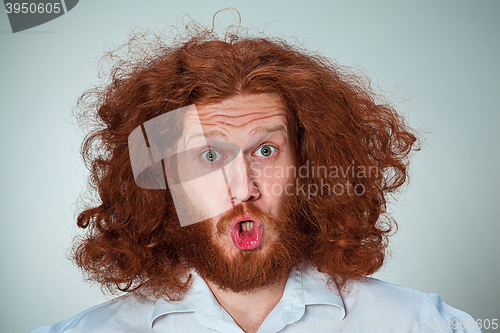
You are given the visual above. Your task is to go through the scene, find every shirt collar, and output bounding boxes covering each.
[300,265,346,319]
[151,266,346,329]
[151,270,222,328]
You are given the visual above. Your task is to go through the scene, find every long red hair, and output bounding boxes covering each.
[73,29,418,300]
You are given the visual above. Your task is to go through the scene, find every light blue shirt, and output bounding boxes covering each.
[31,266,482,332]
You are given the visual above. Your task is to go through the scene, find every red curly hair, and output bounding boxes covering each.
[73,28,418,300]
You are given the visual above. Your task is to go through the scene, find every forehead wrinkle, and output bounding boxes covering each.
[197,105,284,116]
[198,112,288,130]
[197,99,286,119]
[197,97,284,113]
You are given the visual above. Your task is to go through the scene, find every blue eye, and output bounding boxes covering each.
[202,150,221,162]
[255,145,276,157]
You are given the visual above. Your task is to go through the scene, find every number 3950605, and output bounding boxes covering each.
[5,2,61,14]
[444,318,498,330]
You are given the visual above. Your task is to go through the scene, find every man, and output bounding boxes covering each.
[32,28,482,333]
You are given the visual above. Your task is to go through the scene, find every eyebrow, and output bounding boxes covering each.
[186,130,227,146]
[251,124,288,136]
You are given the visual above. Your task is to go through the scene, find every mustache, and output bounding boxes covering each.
[215,202,274,235]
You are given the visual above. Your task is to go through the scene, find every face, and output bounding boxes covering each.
[177,93,295,258]
[172,94,309,292]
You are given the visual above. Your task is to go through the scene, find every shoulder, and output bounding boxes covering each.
[30,294,155,333]
[349,277,430,305]
[344,278,482,332]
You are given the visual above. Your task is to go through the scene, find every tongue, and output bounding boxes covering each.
[230,224,263,250]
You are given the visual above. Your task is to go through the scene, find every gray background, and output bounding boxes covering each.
[1,1,499,332]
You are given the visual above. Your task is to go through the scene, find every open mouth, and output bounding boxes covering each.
[229,216,264,250]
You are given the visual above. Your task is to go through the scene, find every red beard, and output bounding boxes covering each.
[176,195,311,292]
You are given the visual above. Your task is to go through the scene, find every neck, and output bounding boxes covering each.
[205,277,288,333]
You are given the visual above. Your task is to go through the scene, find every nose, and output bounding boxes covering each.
[225,152,260,204]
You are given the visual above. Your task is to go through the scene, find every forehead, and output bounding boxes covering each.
[183,93,288,134]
